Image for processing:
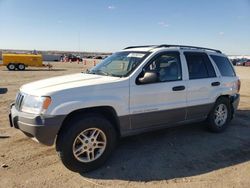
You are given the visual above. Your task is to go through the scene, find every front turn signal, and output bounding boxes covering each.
[42,97,52,110]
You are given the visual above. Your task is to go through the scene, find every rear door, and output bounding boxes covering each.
[129,51,187,129]
[184,52,220,120]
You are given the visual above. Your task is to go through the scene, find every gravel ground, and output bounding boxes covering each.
[0,62,249,188]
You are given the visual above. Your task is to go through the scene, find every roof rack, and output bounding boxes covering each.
[155,44,222,53]
[124,45,156,50]
[123,44,222,53]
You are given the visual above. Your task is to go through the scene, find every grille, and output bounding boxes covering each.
[15,92,24,111]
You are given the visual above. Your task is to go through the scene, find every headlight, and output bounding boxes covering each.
[21,95,51,114]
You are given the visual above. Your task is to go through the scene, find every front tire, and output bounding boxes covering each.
[207,97,231,132]
[56,114,117,172]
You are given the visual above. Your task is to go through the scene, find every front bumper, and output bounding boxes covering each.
[9,104,65,146]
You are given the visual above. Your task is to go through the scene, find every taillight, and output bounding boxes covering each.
[237,79,241,93]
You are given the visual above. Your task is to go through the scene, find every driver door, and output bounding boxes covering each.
[129,51,187,129]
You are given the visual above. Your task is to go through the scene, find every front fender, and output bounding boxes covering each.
[46,95,128,117]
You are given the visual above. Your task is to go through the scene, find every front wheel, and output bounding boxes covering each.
[207,97,231,132]
[56,115,117,172]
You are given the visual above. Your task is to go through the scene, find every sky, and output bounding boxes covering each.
[0,0,249,55]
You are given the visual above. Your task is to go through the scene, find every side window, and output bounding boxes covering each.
[145,52,182,82]
[185,52,216,79]
[210,55,236,77]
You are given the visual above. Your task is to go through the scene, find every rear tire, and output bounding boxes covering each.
[17,63,25,71]
[207,97,231,132]
[7,63,16,71]
[56,114,117,172]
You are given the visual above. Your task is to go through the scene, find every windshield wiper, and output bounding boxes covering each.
[85,69,122,77]
[93,70,121,77]
[84,69,104,75]
[94,70,110,76]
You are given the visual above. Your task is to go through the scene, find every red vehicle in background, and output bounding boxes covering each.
[245,60,250,66]
[236,59,250,66]
[61,54,82,62]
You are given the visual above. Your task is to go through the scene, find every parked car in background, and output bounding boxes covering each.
[68,54,82,62]
[93,56,103,59]
[60,54,82,62]
[231,59,239,66]
[236,59,248,66]
[85,56,93,59]
[244,60,250,66]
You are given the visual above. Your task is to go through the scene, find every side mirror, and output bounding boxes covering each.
[138,71,158,84]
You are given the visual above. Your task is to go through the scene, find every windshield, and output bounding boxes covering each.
[88,51,150,77]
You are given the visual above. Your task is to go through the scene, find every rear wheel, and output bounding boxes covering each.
[207,97,231,132]
[56,114,117,172]
[17,63,25,71]
[7,63,16,71]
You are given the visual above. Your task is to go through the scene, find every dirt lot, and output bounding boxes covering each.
[0,62,249,188]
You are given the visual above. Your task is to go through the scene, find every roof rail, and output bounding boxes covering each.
[124,45,156,50]
[155,44,222,53]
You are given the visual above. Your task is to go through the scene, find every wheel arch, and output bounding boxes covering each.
[215,94,230,101]
[57,106,121,138]
[215,94,235,118]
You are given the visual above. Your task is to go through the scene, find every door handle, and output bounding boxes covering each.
[211,82,220,86]
[172,86,185,91]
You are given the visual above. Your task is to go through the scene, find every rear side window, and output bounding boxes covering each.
[184,52,216,79]
[210,55,236,77]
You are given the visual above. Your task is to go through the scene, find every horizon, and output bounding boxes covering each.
[1,48,250,56]
[0,0,250,55]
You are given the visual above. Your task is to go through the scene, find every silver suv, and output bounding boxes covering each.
[9,45,240,172]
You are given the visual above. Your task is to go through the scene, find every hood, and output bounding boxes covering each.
[20,73,123,96]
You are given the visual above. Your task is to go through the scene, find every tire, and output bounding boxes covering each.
[207,97,231,132]
[17,63,25,71]
[56,114,117,172]
[7,63,16,71]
